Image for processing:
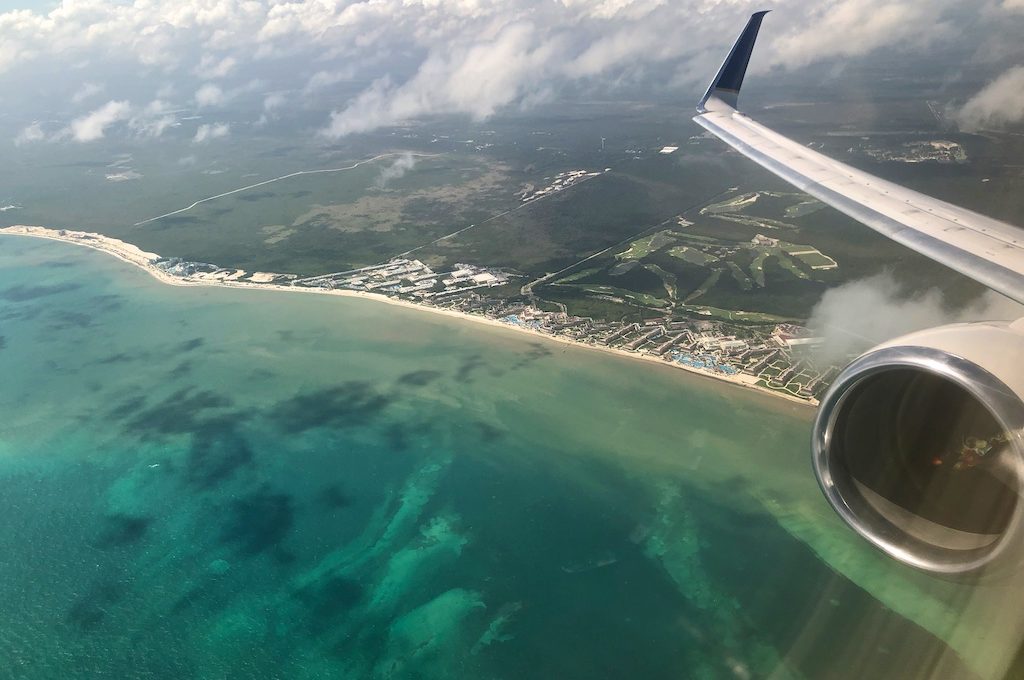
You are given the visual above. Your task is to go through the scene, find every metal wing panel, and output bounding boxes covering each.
[694,102,1024,304]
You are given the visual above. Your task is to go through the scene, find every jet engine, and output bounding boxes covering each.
[811,321,1024,575]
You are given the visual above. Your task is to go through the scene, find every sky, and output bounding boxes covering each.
[1,0,1023,146]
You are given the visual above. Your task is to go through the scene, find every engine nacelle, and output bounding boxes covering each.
[812,320,1024,575]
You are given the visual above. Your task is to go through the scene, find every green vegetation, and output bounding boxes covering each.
[572,284,669,308]
[534,187,849,320]
[701,192,759,214]
[726,261,753,290]
[680,305,796,323]
[667,245,715,266]
[782,242,838,269]
[554,267,602,284]
[616,230,676,260]
[417,173,669,276]
[774,252,810,280]
[127,154,519,275]
[683,270,721,303]
[749,249,769,287]
[785,200,825,218]
[643,263,678,300]
[712,213,799,231]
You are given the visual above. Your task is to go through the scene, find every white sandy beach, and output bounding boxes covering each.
[0,225,816,409]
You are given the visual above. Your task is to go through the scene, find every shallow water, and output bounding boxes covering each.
[0,236,1006,679]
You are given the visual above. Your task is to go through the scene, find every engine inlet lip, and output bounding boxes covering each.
[812,345,1024,575]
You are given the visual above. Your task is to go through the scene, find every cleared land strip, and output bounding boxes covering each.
[133,152,441,226]
[391,170,606,260]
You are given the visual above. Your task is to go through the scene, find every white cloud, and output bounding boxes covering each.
[375,152,416,188]
[19,99,180,144]
[194,83,226,107]
[193,122,230,143]
[263,92,287,112]
[256,91,287,126]
[131,100,179,138]
[767,0,954,70]
[14,121,45,145]
[71,82,104,104]
[807,271,1024,364]
[302,69,353,95]
[68,100,132,142]
[323,21,566,138]
[106,169,143,182]
[955,66,1024,131]
[0,0,1013,82]
[197,54,237,79]
[0,0,1021,142]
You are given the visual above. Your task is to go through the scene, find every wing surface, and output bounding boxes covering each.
[694,12,1024,304]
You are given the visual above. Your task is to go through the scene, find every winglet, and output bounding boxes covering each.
[698,10,770,113]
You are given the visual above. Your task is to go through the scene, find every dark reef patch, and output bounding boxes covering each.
[185,422,255,489]
[97,352,134,365]
[170,581,220,615]
[0,304,43,322]
[0,282,81,302]
[271,382,395,433]
[274,327,330,347]
[0,335,6,350]
[318,483,353,509]
[93,514,152,549]
[67,579,126,632]
[126,387,238,436]
[249,367,277,381]
[385,419,433,451]
[474,421,505,443]
[295,576,364,635]
[512,342,553,369]
[455,354,486,383]
[385,423,410,450]
[396,369,442,387]
[220,485,294,556]
[90,294,124,312]
[170,360,194,378]
[177,337,204,353]
[39,260,77,269]
[47,310,94,331]
[109,395,147,420]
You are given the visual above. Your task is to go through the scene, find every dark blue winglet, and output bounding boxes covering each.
[698,11,770,112]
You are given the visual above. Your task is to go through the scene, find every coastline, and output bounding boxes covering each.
[0,225,816,411]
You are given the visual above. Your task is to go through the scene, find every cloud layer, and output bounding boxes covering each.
[69,100,132,142]
[193,122,230,143]
[375,153,417,189]
[956,66,1024,131]
[807,271,1024,363]
[2,0,1022,143]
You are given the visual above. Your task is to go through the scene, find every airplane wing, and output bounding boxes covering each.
[693,11,1024,305]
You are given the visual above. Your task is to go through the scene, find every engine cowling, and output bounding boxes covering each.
[812,320,1024,575]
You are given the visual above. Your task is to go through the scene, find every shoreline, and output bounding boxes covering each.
[0,225,816,411]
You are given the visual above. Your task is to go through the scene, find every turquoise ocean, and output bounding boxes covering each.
[0,236,1001,679]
